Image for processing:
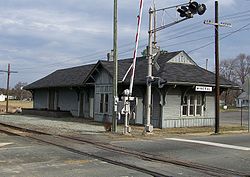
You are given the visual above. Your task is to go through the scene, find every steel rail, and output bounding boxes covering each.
[61,135,250,177]
[0,123,170,177]
[0,122,249,177]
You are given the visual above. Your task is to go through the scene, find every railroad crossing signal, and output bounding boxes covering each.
[177,1,206,18]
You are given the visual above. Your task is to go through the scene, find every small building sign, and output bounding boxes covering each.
[195,86,212,92]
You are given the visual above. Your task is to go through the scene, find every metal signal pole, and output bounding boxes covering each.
[145,8,154,133]
[112,0,118,133]
[0,64,18,113]
[153,1,157,45]
[145,1,207,133]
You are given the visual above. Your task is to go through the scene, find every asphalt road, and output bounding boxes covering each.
[221,110,249,126]
[1,132,250,177]
[1,113,250,177]
[112,133,250,175]
[0,133,150,177]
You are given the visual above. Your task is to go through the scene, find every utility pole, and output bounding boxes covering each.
[204,0,231,134]
[0,64,18,113]
[112,0,118,133]
[214,0,220,134]
[206,59,208,70]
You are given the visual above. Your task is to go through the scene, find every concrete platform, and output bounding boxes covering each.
[22,108,73,118]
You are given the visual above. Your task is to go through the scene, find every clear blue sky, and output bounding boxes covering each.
[0,0,249,88]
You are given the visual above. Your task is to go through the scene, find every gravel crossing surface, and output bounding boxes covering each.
[0,115,107,135]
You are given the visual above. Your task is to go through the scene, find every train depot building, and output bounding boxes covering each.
[24,51,238,128]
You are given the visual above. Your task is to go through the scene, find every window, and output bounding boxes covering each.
[181,94,204,117]
[196,95,202,116]
[100,94,109,113]
[182,95,188,116]
[105,94,109,113]
[189,95,195,116]
[100,94,104,113]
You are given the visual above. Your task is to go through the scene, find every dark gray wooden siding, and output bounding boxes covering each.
[94,68,113,122]
[151,88,161,128]
[80,88,94,118]
[162,87,215,128]
[33,87,93,118]
[58,88,78,116]
[33,89,48,109]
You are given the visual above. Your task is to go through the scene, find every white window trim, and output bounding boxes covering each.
[196,95,203,116]
[181,95,204,117]
[99,93,109,114]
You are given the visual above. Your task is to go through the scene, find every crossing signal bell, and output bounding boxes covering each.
[197,4,206,15]
[177,6,189,18]
[177,1,206,18]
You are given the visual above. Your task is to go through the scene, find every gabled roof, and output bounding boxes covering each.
[237,92,248,99]
[25,50,238,90]
[91,51,237,88]
[24,64,95,90]
[86,51,182,83]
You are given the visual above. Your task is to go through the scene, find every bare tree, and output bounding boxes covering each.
[220,58,237,83]
[220,53,250,106]
[14,82,32,100]
[220,59,235,105]
[233,54,250,86]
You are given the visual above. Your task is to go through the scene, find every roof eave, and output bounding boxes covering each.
[166,81,240,89]
[24,84,87,90]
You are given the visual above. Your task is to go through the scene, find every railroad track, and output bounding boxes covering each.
[0,122,249,177]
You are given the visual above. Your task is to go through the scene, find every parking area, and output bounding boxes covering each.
[220,110,249,127]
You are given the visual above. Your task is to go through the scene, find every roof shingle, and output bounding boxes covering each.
[25,51,238,90]
[24,64,95,89]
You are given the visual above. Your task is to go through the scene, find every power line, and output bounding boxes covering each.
[157,16,250,44]
[161,27,250,48]
[18,57,104,73]
[14,9,250,72]
[156,10,250,43]
[188,22,250,54]
[15,50,109,70]
[221,9,250,19]
[19,20,249,73]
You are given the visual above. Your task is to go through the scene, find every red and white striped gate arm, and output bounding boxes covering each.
[126,0,144,95]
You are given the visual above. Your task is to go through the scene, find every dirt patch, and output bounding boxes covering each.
[0,101,33,114]
[0,105,18,114]
[0,105,5,113]
[106,125,249,140]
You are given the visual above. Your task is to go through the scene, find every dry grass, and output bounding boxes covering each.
[106,125,248,140]
[0,100,33,113]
